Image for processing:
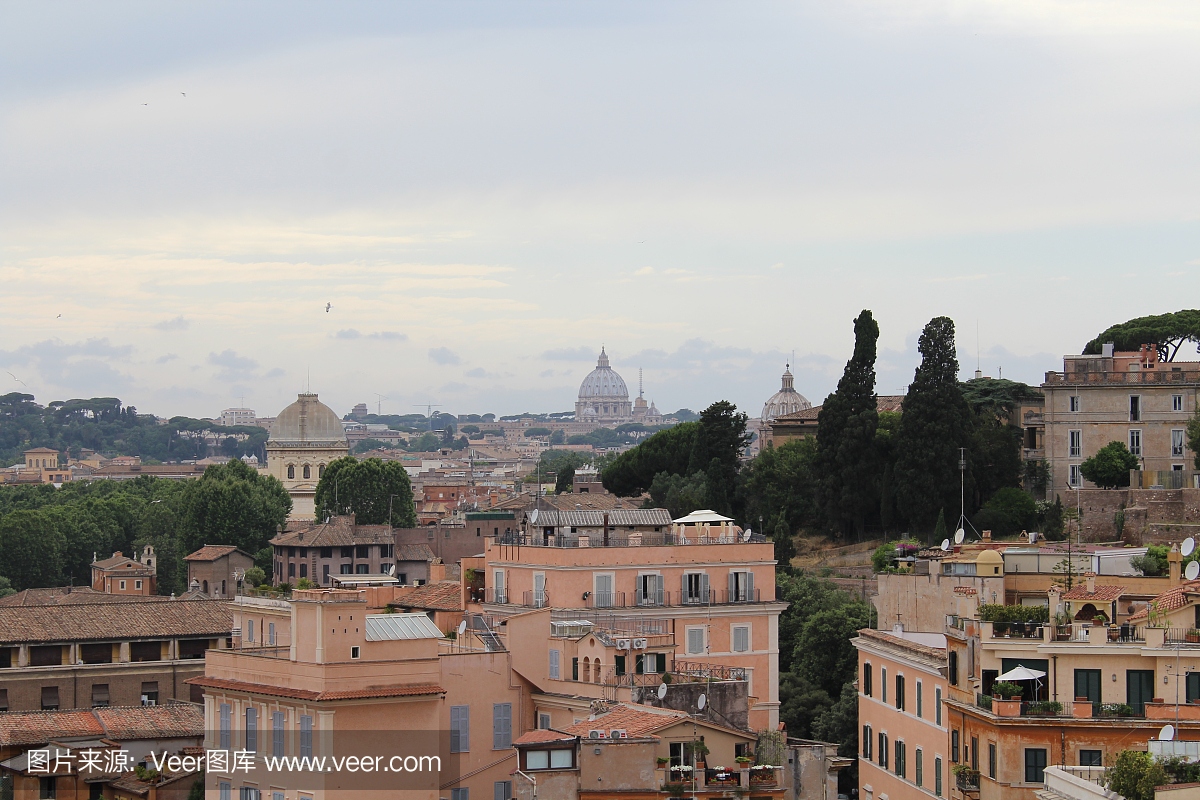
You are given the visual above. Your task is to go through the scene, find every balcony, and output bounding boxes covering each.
[982,620,1145,644]
[1165,629,1200,645]
[955,767,980,792]
[659,765,782,792]
[495,531,769,548]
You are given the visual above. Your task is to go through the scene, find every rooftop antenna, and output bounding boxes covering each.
[638,368,643,399]
[373,393,389,415]
[956,447,981,542]
[413,403,442,432]
[975,320,982,380]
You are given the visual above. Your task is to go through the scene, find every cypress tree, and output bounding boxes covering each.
[816,310,880,539]
[933,508,947,544]
[893,316,976,537]
[772,512,796,573]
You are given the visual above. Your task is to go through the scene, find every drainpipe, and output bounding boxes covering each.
[603,513,609,547]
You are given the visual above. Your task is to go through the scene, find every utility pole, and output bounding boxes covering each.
[373,393,389,416]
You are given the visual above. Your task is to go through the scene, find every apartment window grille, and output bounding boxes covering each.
[1069,429,1082,458]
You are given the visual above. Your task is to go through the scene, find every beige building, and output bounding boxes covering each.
[265,392,349,520]
[1043,345,1199,494]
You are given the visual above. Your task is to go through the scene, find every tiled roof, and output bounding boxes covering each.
[92,554,146,570]
[184,545,245,562]
[776,395,904,422]
[397,544,436,562]
[393,582,462,611]
[0,599,232,645]
[513,730,577,745]
[0,588,175,607]
[855,629,947,663]
[0,704,203,747]
[271,516,393,547]
[1129,580,1200,621]
[1062,584,1125,601]
[525,508,672,528]
[562,704,690,738]
[187,676,445,701]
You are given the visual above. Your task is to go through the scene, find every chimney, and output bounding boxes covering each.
[1169,545,1182,583]
[1085,572,1096,594]
[982,529,992,541]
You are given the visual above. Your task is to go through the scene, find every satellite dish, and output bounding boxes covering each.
[954,528,966,545]
[1183,538,1195,557]
[388,564,396,576]
[940,539,950,551]
[1160,724,1176,741]
[530,508,539,524]
[657,683,668,700]
[697,694,706,711]
[456,620,467,636]
[1186,561,1199,582]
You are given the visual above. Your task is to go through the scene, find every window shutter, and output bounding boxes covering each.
[272,712,285,756]
[657,653,667,672]
[745,571,754,600]
[728,571,737,600]
[549,649,560,679]
[701,573,709,602]
[219,704,232,750]
[493,704,512,749]
[246,708,258,753]
[300,715,313,757]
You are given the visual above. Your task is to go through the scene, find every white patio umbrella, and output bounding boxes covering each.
[996,666,1046,682]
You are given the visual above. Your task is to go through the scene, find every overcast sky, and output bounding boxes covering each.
[1,1,1197,420]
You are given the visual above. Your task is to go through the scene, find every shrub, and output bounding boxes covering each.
[1026,700,1062,715]
[974,487,1039,538]
[992,682,1024,699]
[1080,441,1140,489]
[871,542,897,573]
[1131,544,1170,577]
[1107,750,1167,800]
[978,604,1049,624]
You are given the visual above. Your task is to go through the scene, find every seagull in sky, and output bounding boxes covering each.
[56,314,61,318]
[325,303,332,313]
[181,92,186,97]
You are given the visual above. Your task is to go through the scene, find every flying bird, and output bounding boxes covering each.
[141,103,148,106]
[325,303,332,313]
[181,92,186,97]
[6,372,25,386]
[56,314,61,318]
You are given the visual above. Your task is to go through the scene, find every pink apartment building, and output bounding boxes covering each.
[475,514,786,731]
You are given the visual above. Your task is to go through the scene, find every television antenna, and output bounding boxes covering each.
[955,447,981,542]
[413,403,442,432]
[373,393,389,415]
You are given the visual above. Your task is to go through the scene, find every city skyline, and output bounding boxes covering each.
[2,2,1197,418]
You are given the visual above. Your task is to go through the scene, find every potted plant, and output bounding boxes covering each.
[685,740,709,769]
[1186,629,1200,644]
[750,764,778,786]
[735,755,754,766]
[992,682,1024,716]
[1092,611,1108,627]
[656,757,670,767]
[668,764,693,783]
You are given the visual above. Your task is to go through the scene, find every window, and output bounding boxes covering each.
[916,680,923,718]
[1188,672,1200,703]
[1025,748,1047,783]
[355,564,369,574]
[340,564,352,574]
[1129,429,1142,457]
[549,649,560,679]
[1070,463,1082,487]
[1070,395,1081,412]
[356,545,369,559]
[300,716,313,757]
[319,464,325,478]
[1174,394,1185,412]
[526,750,549,769]
[1069,429,1082,458]
[935,757,943,797]
[302,465,311,479]
[493,703,512,749]
[351,646,360,659]
[971,736,978,771]
[989,742,996,778]
[273,712,285,756]
[451,791,469,800]
[494,570,507,604]
[1173,429,1186,457]
[732,625,750,652]
[220,704,232,749]
[916,748,923,787]
[91,684,109,707]
[593,573,613,607]
[895,740,905,778]
[268,623,276,645]
[896,674,905,710]
[135,580,142,590]
[538,713,551,729]
[120,580,126,591]
[0,688,8,711]
[878,733,888,768]
[39,777,56,800]
[288,563,296,578]
[1127,669,1155,715]
[219,785,230,800]
[951,730,959,763]
[637,573,664,605]
[728,570,754,602]
[300,563,307,578]
[287,465,295,479]
[862,725,872,759]
[320,546,332,558]
[1080,750,1103,767]
[864,663,872,696]
[341,546,353,558]
[493,782,512,800]
[246,708,258,753]
[1076,669,1102,707]
[684,572,709,604]
[687,627,705,655]
[41,686,59,710]
[247,619,255,642]
[881,667,887,702]
[1130,396,1141,422]
[450,706,470,753]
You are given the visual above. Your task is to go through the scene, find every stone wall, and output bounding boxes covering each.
[1065,488,1200,543]
[633,679,748,731]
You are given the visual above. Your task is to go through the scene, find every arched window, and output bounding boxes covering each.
[202,580,208,594]
[318,464,325,478]
[594,661,602,684]
[287,465,295,480]
[582,658,591,683]
[303,465,311,479]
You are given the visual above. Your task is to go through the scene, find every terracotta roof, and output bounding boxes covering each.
[775,395,905,423]
[1062,584,1125,601]
[186,676,445,701]
[1129,580,1200,621]
[271,516,393,548]
[184,545,247,562]
[513,730,577,745]
[855,628,947,663]
[92,554,148,570]
[524,508,673,528]
[0,704,203,747]
[562,704,691,738]
[0,599,232,645]
[0,588,175,607]
[393,581,462,611]
[396,544,436,562]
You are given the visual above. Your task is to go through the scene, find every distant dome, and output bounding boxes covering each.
[761,365,811,422]
[269,393,347,444]
[578,348,630,400]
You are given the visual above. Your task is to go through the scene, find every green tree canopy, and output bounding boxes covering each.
[0,509,65,589]
[1188,406,1200,470]
[816,310,880,538]
[1107,751,1167,800]
[738,438,818,538]
[1079,440,1139,489]
[1084,310,1200,361]
[177,459,291,555]
[314,456,416,527]
[894,317,976,535]
[973,487,1038,538]
[601,421,698,496]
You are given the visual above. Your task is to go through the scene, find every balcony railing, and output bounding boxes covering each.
[495,531,769,548]
[1165,629,1200,645]
[583,589,765,609]
[955,768,981,792]
[672,660,748,681]
[521,590,549,608]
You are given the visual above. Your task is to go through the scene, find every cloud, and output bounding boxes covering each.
[465,367,502,379]
[438,382,469,393]
[334,329,362,339]
[542,347,596,362]
[155,353,179,364]
[208,349,283,382]
[153,316,189,331]
[428,347,461,365]
[634,266,655,276]
[0,338,135,395]
[333,329,406,341]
